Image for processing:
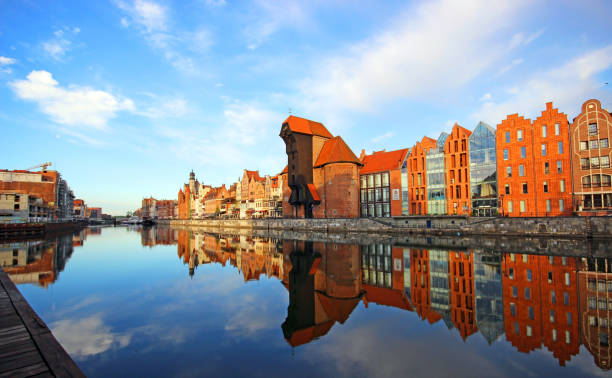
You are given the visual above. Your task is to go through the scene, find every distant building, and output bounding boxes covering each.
[73,199,87,219]
[469,122,498,216]
[359,148,410,217]
[570,99,612,215]
[87,207,102,219]
[280,115,362,218]
[0,191,50,223]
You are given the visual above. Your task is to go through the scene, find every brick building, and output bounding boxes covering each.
[358,148,410,217]
[280,115,362,218]
[445,124,472,215]
[497,114,535,216]
[408,137,437,215]
[570,99,612,215]
[449,250,477,340]
[533,103,573,216]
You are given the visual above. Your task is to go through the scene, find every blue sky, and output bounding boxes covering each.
[1,0,611,215]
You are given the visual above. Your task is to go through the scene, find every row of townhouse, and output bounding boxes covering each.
[176,168,285,219]
[280,99,611,218]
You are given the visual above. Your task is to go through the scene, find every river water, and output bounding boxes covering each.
[2,226,611,377]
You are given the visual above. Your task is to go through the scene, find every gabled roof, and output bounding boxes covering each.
[450,123,472,137]
[281,165,288,174]
[360,148,409,174]
[313,136,362,168]
[283,115,333,138]
[245,170,262,181]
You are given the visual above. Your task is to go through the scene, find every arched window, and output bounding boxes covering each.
[582,176,591,188]
[603,175,611,188]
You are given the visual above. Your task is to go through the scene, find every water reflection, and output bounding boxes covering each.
[165,228,611,371]
[0,227,94,286]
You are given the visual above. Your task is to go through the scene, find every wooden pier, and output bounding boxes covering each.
[0,268,84,377]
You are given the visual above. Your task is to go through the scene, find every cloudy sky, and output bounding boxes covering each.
[1,0,611,215]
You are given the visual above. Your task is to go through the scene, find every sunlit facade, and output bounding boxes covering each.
[426,133,448,215]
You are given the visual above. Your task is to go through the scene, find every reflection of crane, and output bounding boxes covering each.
[25,162,52,171]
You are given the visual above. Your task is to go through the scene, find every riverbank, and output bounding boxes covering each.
[160,216,612,239]
[0,221,87,241]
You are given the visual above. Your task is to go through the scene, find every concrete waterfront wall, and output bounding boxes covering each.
[160,215,612,238]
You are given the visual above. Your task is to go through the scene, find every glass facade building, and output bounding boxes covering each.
[427,133,448,214]
[469,122,498,216]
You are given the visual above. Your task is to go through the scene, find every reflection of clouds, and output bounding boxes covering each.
[225,302,277,337]
[310,323,506,378]
[567,346,611,378]
[51,314,131,359]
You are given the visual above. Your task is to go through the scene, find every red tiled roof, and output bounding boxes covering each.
[316,293,361,324]
[313,136,362,168]
[360,148,409,174]
[285,320,335,347]
[363,285,413,311]
[245,170,262,181]
[281,165,288,174]
[307,184,320,202]
[283,115,333,138]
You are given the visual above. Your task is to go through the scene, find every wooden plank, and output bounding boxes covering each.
[0,340,37,359]
[28,372,54,378]
[0,268,85,378]
[0,362,49,378]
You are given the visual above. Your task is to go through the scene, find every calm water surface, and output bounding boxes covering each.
[3,226,611,377]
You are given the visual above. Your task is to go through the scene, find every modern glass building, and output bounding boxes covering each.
[473,251,504,344]
[426,133,448,214]
[429,249,452,327]
[469,122,498,216]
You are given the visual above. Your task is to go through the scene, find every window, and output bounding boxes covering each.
[559,199,565,212]
[521,146,526,158]
[509,268,515,279]
[591,156,600,169]
[591,139,599,149]
[542,125,547,137]
[505,184,510,195]
[519,165,525,177]
[417,173,422,185]
[514,322,519,335]
[580,141,588,150]
[520,200,526,212]
[552,329,557,342]
[588,123,598,135]
[510,303,516,316]
[546,199,551,212]
[508,200,513,213]
[382,172,389,186]
[581,158,589,170]
[375,173,382,187]
[566,312,572,325]
[564,272,570,286]
[560,179,565,193]
[603,175,611,187]
[548,271,553,283]
[557,160,562,173]
[512,286,518,297]
[543,181,548,193]
[528,306,534,320]
[361,176,367,188]
[526,269,532,281]
[505,131,510,143]
[551,290,556,304]
[555,123,560,135]
[582,176,591,188]
[506,166,512,177]
[601,138,609,148]
[525,287,531,300]
[550,310,555,323]
[503,149,509,160]
[526,325,532,337]
[541,144,547,156]
[544,162,550,174]
[522,183,528,194]
[558,141,563,154]
[602,156,610,168]
[518,129,523,141]
[564,292,569,305]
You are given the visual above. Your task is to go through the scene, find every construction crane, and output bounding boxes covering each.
[25,162,52,171]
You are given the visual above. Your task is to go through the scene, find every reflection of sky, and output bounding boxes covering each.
[15,227,604,377]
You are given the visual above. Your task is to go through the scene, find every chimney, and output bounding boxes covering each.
[359,149,366,162]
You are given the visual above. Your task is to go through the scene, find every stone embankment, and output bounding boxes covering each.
[160,216,612,239]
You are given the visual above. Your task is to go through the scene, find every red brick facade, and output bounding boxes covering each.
[570,99,612,215]
[408,137,436,215]
[445,124,472,215]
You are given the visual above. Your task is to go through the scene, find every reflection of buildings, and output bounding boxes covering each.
[141,227,178,247]
[166,229,609,370]
[281,241,363,347]
[0,230,84,287]
[578,257,612,370]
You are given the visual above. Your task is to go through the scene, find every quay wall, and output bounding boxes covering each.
[160,216,612,239]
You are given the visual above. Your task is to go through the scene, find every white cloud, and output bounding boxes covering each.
[0,56,16,65]
[509,29,544,49]
[41,28,80,61]
[142,97,189,118]
[299,0,529,114]
[371,132,394,143]
[472,45,612,125]
[244,0,310,50]
[115,0,211,75]
[51,315,131,359]
[497,58,524,76]
[10,70,135,129]
[479,93,492,102]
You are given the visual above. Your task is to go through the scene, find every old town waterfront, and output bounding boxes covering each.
[2,225,611,377]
